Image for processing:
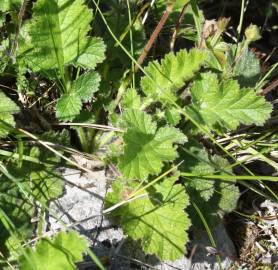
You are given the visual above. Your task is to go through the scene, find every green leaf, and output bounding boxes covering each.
[186,72,272,131]
[0,175,34,257]
[0,91,20,137]
[233,48,261,87]
[184,154,240,227]
[0,0,22,12]
[40,129,70,147]
[165,108,182,125]
[217,181,240,214]
[180,141,215,201]
[0,145,64,258]
[27,146,64,205]
[22,0,105,72]
[19,231,88,270]
[119,110,187,179]
[74,71,101,102]
[105,175,190,260]
[141,49,206,102]
[74,37,106,69]
[30,170,63,205]
[56,93,82,121]
[211,155,240,215]
[122,88,141,110]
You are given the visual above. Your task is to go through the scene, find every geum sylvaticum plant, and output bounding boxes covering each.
[0,0,275,268]
[105,46,272,260]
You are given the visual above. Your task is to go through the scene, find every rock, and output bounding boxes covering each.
[49,168,123,243]
[49,168,236,270]
[190,224,236,270]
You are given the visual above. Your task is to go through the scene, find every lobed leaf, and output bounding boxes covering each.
[74,37,106,69]
[185,72,272,131]
[55,93,82,121]
[180,141,216,201]
[122,88,141,110]
[22,0,105,72]
[105,175,190,260]
[119,110,187,179]
[19,231,88,270]
[141,48,206,102]
[74,71,101,102]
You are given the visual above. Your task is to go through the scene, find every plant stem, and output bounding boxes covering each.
[126,0,135,88]
[0,149,42,164]
[181,173,278,182]
[190,0,202,46]
[135,3,173,71]
[256,62,278,91]
[192,202,223,270]
[237,0,246,39]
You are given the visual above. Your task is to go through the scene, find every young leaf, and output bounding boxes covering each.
[0,91,20,137]
[185,72,272,131]
[74,71,101,102]
[105,175,190,260]
[233,48,261,87]
[56,93,82,121]
[119,110,187,179]
[141,49,206,102]
[19,231,88,270]
[22,0,105,72]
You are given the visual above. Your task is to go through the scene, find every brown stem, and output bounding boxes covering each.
[135,4,173,71]
[170,3,188,51]
[260,78,278,96]
[10,0,29,57]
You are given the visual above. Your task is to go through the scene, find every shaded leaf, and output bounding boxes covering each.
[0,91,20,137]
[234,48,261,87]
[180,141,215,201]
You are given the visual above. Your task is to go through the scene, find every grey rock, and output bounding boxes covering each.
[190,224,236,270]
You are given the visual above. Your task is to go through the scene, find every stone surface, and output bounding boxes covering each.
[49,168,236,270]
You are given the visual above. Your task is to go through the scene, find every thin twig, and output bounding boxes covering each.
[18,129,95,174]
[260,78,278,96]
[54,122,124,132]
[135,4,173,71]
[10,0,30,57]
[0,251,16,270]
[170,3,188,51]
